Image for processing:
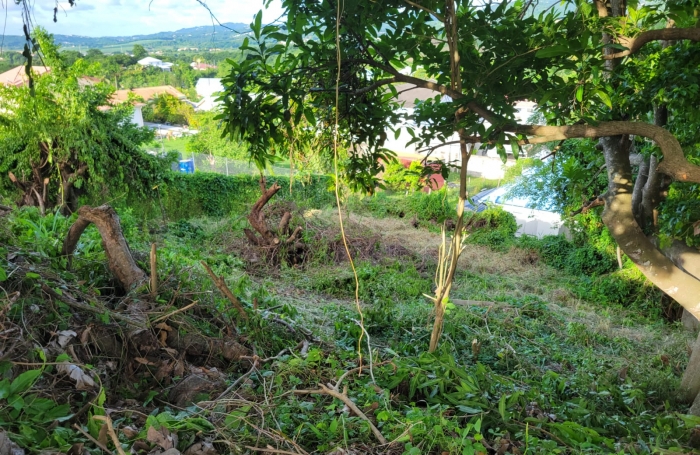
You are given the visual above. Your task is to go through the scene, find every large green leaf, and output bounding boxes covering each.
[535,45,571,58]
[9,369,41,395]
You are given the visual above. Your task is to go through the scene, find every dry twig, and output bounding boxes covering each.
[201,261,248,320]
[92,415,127,455]
[294,384,388,444]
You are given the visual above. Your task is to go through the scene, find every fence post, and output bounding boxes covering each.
[192,152,196,172]
[225,158,229,176]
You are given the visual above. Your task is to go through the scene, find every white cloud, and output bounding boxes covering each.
[3,0,284,37]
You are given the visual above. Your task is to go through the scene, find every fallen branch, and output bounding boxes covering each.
[150,301,198,324]
[200,261,248,321]
[41,284,146,329]
[245,447,303,455]
[294,384,388,444]
[150,243,158,298]
[92,415,127,455]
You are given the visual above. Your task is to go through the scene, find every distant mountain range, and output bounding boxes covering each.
[1,23,252,52]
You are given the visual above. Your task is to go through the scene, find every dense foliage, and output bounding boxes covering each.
[142,93,196,125]
[0,30,169,214]
[145,173,335,218]
[382,161,426,192]
[185,112,249,159]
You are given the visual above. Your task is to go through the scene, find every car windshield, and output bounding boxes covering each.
[489,186,556,211]
[494,195,532,208]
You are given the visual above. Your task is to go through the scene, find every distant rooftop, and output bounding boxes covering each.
[0,65,51,87]
[111,85,186,104]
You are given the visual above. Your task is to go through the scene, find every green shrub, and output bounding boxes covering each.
[349,187,456,224]
[517,235,616,276]
[406,189,456,223]
[383,160,425,192]
[465,207,518,251]
[132,172,335,219]
[575,268,663,314]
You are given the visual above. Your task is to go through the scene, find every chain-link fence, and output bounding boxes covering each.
[171,152,294,176]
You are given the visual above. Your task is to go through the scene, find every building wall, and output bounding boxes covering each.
[132,106,144,127]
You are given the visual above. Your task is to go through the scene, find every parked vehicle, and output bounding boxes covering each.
[465,185,570,239]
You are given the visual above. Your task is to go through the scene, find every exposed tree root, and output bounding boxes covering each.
[63,205,147,291]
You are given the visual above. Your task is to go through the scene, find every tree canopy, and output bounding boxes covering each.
[0,29,168,214]
[220,0,700,360]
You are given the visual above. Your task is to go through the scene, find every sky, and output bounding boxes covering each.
[2,0,285,37]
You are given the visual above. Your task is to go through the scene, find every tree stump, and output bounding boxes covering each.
[63,205,147,290]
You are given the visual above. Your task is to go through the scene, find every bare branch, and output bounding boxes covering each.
[401,0,445,22]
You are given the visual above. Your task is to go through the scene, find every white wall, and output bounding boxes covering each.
[131,106,144,127]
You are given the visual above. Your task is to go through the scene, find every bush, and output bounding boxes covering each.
[406,189,456,223]
[575,268,663,314]
[465,207,518,251]
[130,172,335,219]
[383,161,425,192]
[516,235,617,276]
[349,187,456,225]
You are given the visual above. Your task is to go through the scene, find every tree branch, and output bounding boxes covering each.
[605,27,700,59]
[509,122,700,183]
[402,0,444,22]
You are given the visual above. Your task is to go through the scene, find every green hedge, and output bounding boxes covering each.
[127,172,334,219]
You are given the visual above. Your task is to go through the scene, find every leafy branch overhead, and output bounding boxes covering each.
[220,0,700,353]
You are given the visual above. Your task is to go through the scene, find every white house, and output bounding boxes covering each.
[137,57,174,71]
[195,78,224,98]
[194,78,224,112]
[382,84,540,179]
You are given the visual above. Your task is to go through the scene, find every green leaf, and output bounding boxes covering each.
[303,108,316,126]
[496,142,507,164]
[253,10,263,40]
[595,90,612,109]
[535,45,570,58]
[0,267,6,282]
[575,86,583,102]
[25,272,40,279]
[8,394,25,411]
[498,394,507,421]
[10,369,41,395]
[509,136,520,160]
[0,379,10,399]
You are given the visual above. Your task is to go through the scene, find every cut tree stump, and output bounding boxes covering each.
[244,177,305,259]
[63,205,147,291]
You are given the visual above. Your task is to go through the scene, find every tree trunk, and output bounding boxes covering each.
[599,137,700,319]
[427,0,471,353]
[651,226,700,333]
[63,205,147,291]
[599,137,700,406]
[243,177,305,266]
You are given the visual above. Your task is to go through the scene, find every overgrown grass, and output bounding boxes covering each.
[0,193,697,454]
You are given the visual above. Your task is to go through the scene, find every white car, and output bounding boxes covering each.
[465,185,569,239]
